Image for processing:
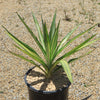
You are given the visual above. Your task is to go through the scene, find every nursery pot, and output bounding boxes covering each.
[24,66,71,100]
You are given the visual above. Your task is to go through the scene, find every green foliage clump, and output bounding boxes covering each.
[3,11,99,83]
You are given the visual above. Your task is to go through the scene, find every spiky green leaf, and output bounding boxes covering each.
[57,34,98,61]
[0,91,3,94]
[13,44,48,71]
[3,26,48,70]
[50,34,98,72]
[9,51,46,74]
[51,20,60,61]
[77,38,100,51]
[9,51,37,65]
[49,11,56,40]
[56,24,98,57]
[16,12,46,57]
[57,24,80,51]
[68,49,95,63]
[60,60,73,83]
[43,22,51,67]
[32,13,45,50]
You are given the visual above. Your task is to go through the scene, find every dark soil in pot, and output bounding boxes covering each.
[24,66,71,100]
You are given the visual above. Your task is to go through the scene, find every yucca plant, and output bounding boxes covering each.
[3,11,99,83]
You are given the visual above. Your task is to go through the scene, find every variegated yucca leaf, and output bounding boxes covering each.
[60,60,73,83]
[49,11,56,41]
[9,50,47,74]
[32,13,45,50]
[3,11,99,83]
[16,13,46,58]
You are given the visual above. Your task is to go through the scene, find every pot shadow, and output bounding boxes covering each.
[82,94,92,100]
[27,66,69,91]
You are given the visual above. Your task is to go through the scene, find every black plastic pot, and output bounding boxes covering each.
[24,67,71,100]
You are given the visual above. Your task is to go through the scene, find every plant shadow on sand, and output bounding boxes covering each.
[27,66,70,91]
[82,94,92,100]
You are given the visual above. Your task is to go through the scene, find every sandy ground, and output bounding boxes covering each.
[0,0,100,100]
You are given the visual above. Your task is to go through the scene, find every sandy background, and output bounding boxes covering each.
[0,0,100,100]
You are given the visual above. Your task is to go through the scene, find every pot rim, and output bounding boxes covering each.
[24,66,71,94]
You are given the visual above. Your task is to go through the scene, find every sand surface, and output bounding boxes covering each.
[0,0,100,100]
